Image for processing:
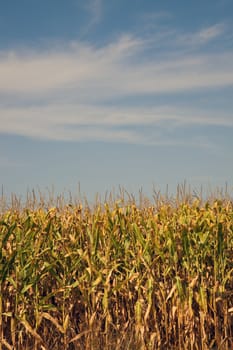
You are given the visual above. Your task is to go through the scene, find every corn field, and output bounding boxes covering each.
[1,192,233,349]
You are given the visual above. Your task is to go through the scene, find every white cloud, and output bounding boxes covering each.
[176,23,226,47]
[198,24,225,41]
[0,25,232,144]
[79,0,103,37]
[87,0,103,24]
[0,35,145,95]
[0,103,232,145]
[0,33,232,98]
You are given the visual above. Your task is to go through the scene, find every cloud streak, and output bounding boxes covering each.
[0,103,232,146]
[79,0,103,37]
[176,23,226,47]
[0,24,233,144]
[0,34,233,97]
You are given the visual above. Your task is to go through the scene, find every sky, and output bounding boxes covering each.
[0,0,233,202]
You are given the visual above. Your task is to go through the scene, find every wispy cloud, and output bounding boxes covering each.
[0,33,232,97]
[198,23,225,41]
[79,0,103,37]
[176,23,226,47]
[0,24,232,145]
[0,103,232,146]
[87,0,103,25]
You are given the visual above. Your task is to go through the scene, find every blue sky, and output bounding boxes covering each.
[0,0,233,202]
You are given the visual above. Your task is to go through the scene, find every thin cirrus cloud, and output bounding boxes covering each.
[1,104,232,146]
[86,0,103,25]
[79,0,103,37]
[175,23,226,47]
[0,23,233,144]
